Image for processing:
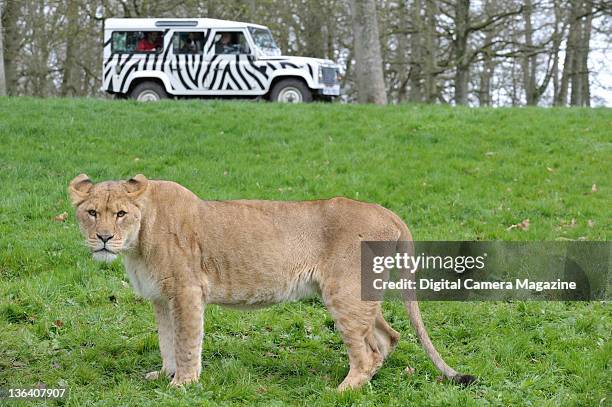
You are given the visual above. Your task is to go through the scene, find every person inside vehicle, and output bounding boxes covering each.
[180,32,203,54]
[215,32,239,54]
[137,32,161,52]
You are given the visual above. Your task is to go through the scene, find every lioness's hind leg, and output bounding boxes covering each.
[322,291,382,391]
[373,310,400,359]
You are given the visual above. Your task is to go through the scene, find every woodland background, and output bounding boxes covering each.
[0,0,610,106]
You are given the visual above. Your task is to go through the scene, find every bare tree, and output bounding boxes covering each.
[446,0,524,105]
[477,0,499,106]
[303,0,326,58]
[0,1,6,96]
[393,0,410,101]
[521,0,557,105]
[1,0,606,105]
[408,0,423,102]
[570,0,594,106]
[557,3,577,105]
[453,0,471,105]
[60,0,79,97]
[349,0,387,104]
[556,0,599,106]
[1,0,19,95]
[422,0,440,103]
[521,0,537,104]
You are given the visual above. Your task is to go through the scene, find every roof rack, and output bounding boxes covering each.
[155,20,198,27]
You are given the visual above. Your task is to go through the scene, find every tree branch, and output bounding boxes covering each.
[467,6,524,34]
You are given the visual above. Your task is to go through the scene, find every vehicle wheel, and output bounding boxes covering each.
[270,79,312,103]
[129,81,168,101]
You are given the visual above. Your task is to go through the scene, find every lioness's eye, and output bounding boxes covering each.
[117,210,127,218]
[88,210,97,217]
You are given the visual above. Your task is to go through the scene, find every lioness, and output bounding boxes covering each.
[69,174,474,390]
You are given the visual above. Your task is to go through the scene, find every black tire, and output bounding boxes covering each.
[269,79,313,103]
[129,81,169,101]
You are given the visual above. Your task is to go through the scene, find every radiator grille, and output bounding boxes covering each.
[321,67,337,85]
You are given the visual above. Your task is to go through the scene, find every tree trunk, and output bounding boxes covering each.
[325,7,335,61]
[304,0,325,58]
[61,0,79,97]
[453,0,470,105]
[478,0,495,106]
[558,0,581,106]
[578,0,593,106]
[510,58,519,106]
[2,0,19,95]
[423,0,438,103]
[520,0,555,106]
[408,0,423,102]
[552,0,562,105]
[478,37,494,106]
[248,0,256,19]
[522,0,537,105]
[0,3,6,96]
[568,0,592,106]
[349,0,387,104]
[396,0,409,102]
[569,5,583,105]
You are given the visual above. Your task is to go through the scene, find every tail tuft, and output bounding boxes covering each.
[452,374,477,386]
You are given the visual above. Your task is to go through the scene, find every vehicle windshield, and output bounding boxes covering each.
[248,27,281,56]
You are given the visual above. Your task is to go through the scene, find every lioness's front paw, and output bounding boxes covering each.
[145,369,175,381]
[161,364,176,377]
[337,371,369,392]
[169,372,199,387]
[145,371,161,381]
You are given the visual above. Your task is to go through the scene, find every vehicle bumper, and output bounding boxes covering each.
[319,84,340,96]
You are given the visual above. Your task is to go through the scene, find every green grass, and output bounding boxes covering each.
[0,97,610,406]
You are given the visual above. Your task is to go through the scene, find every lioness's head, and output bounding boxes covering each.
[69,174,148,262]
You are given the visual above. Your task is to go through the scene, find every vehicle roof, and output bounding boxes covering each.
[104,18,268,30]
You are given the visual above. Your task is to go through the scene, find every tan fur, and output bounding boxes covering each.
[69,174,472,389]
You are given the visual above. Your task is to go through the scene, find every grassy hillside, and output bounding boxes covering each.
[0,97,610,406]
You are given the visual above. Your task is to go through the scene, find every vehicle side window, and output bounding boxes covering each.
[173,32,205,54]
[213,31,250,55]
[111,31,163,54]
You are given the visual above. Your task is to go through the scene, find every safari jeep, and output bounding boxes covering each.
[103,18,341,102]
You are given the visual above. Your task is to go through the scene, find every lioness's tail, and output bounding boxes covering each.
[395,219,476,385]
[405,297,475,384]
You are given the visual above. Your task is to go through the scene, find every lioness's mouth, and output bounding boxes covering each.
[94,248,117,254]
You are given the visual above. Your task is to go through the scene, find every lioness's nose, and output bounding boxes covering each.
[97,233,114,243]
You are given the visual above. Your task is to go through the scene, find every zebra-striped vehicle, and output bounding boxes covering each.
[103,18,341,102]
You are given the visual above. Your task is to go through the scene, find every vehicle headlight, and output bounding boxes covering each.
[318,66,323,83]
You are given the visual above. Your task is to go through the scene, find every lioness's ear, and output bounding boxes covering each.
[68,174,93,206]
[124,174,148,198]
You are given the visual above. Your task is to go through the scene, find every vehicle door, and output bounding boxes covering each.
[107,30,164,93]
[204,29,263,93]
[168,30,210,92]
